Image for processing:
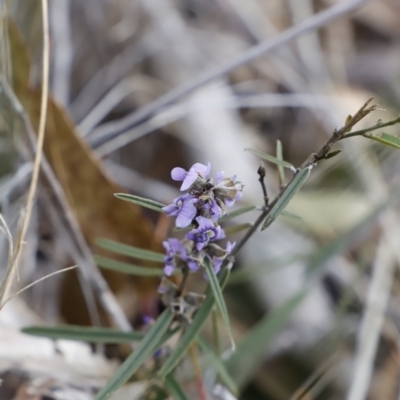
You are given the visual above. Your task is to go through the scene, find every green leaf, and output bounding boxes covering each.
[95,255,174,277]
[261,167,311,230]
[95,308,174,400]
[220,206,257,222]
[276,140,285,185]
[22,325,144,343]
[197,335,239,395]
[245,148,294,169]
[159,269,230,379]
[224,223,252,235]
[203,258,235,350]
[280,211,302,221]
[114,193,166,212]
[96,238,164,263]
[365,132,400,149]
[164,374,191,400]
[225,291,306,389]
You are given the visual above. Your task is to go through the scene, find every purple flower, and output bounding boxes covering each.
[214,172,243,207]
[195,196,222,220]
[171,162,211,191]
[162,194,197,228]
[163,238,187,276]
[186,216,225,251]
[163,238,199,276]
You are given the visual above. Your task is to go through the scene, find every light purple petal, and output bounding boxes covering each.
[215,227,225,240]
[215,171,224,184]
[176,201,197,228]
[235,190,243,201]
[188,260,199,271]
[164,265,175,276]
[196,242,205,251]
[181,170,198,191]
[162,240,171,252]
[196,216,214,231]
[203,162,211,177]
[191,163,209,175]
[162,204,178,215]
[213,258,223,274]
[185,230,196,241]
[171,167,187,181]
[210,201,222,218]
[225,198,235,207]
[226,241,236,253]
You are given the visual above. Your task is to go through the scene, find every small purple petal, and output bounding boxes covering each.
[192,163,209,175]
[215,226,225,240]
[171,167,187,181]
[176,200,197,228]
[196,216,214,231]
[216,171,224,184]
[226,241,236,253]
[213,258,223,274]
[210,201,222,218]
[162,204,179,215]
[164,265,175,276]
[181,169,198,191]
[225,198,234,207]
[188,260,199,271]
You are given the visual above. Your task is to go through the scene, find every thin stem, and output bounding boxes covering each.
[234,98,381,256]
[0,0,49,306]
[258,162,269,207]
[341,116,400,139]
[189,342,208,400]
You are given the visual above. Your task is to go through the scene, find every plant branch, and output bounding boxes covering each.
[341,116,400,139]
[234,98,381,256]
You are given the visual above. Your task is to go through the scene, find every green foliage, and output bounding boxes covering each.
[203,258,235,350]
[95,255,173,276]
[95,308,174,400]
[365,132,400,149]
[164,374,191,400]
[276,139,286,185]
[261,167,311,230]
[159,269,230,379]
[22,325,144,343]
[245,148,294,168]
[114,193,166,212]
[96,238,164,263]
[220,206,257,222]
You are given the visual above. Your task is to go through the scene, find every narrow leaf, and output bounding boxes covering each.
[220,206,257,222]
[95,308,174,400]
[95,255,175,277]
[245,148,293,169]
[276,140,285,185]
[22,325,144,343]
[280,211,302,221]
[159,269,230,379]
[224,223,252,235]
[114,193,166,212]
[203,258,234,350]
[225,291,306,388]
[164,374,191,400]
[261,167,311,230]
[365,132,400,149]
[96,238,164,263]
[197,335,239,395]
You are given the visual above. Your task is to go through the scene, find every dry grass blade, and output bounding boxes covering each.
[0,0,49,307]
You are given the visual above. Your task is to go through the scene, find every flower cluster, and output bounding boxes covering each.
[161,162,242,276]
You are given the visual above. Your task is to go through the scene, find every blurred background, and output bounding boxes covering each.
[1,0,400,399]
